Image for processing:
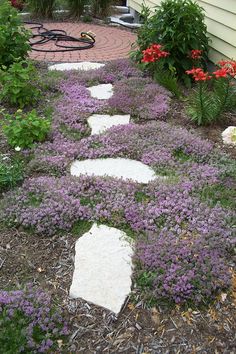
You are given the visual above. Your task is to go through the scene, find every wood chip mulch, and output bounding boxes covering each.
[1,227,236,353]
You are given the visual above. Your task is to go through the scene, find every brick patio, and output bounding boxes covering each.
[27,22,137,63]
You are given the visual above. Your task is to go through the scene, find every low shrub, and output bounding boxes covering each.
[0,0,31,67]
[186,60,236,125]
[131,0,209,84]
[27,0,56,18]
[0,285,69,353]
[2,109,51,148]
[0,60,41,108]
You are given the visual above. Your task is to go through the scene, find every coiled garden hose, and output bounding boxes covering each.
[24,22,96,52]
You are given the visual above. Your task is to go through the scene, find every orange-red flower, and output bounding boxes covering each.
[212,67,228,78]
[190,50,202,60]
[186,68,211,81]
[142,44,170,63]
[217,60,236,78]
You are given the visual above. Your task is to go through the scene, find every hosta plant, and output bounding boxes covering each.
[2,109,51,148]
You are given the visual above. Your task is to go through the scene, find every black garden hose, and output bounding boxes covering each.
[24,21,95,52]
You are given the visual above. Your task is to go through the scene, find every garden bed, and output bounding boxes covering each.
[1,1,236,351]
[0,59,236,352]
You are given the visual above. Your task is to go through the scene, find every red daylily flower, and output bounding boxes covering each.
[190,50,202,60]
[186,68,211,81]
[142,44,170,63]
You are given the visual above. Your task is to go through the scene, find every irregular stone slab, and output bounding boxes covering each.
[87,114,130,135]
[222,126,236,146]
[48,62,105,71]
[70,223,133,314]
[88,84,113,100]
[70,158,157,183]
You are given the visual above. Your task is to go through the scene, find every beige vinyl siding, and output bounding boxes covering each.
[127,0,236,62]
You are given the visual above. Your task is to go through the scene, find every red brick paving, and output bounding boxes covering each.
[27,22,137,63]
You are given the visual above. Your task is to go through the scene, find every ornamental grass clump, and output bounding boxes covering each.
[186,59,236,125]
[0,285,69,353]
[27,0,56,18]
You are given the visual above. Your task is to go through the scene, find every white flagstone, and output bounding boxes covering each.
[70,158,157,183]
[48,62,105,71]
[87,114,130,135]
[88,83,113,100]
[70,223,133,314]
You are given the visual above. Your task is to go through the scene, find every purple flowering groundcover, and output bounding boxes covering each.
[1,59,235,306]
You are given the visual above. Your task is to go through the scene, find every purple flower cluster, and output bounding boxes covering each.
[108,78,171,120]
[62,59,143,86]
[2,59,235,304]
[0,285,68,352]
[136,232,232,303]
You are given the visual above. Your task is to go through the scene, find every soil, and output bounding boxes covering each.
[0,227,236,353]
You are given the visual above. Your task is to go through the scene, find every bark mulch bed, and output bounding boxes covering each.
[0,226,236,353]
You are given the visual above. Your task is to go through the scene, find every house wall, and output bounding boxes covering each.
[127,0,236,62]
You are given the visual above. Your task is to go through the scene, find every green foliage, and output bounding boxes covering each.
[71,219,93,237]
[187,77,236,126]
[200,183,236,210]
[153,61,182,98]
[0,155,24,192]
[91,0,113,18]
[132,0,209,82]
[67,0,89,18]
[0,60,41,108]
[27,0,56,18]
[2,109,51,148]
[0,0,31,67]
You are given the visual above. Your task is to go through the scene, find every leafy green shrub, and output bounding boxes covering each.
[2,109,51,148]
[27,0,56,18]
[132,0,209,83]
[67,0,89,18]
[186,60,236,125]
[0,0,31,67]
[91,0,113,18]
[0,60,41,108]
[0,155,24,191]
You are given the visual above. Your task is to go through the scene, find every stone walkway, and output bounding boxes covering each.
[27,22,137,62]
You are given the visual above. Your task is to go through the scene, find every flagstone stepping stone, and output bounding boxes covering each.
[70,223,133,314]
[222,126,236,146]
[87,114,130,135]
[48,62,105,71]
[70,158,157,183]
[88,83,113,100]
